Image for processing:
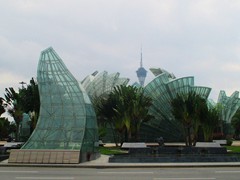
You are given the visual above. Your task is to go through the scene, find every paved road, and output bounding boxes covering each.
[1,166,240,180]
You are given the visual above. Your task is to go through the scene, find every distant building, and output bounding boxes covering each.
[136,48,147,87]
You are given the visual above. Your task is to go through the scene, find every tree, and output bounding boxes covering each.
[19,78,40,114]
[127,87,153,141]
[231,108,240,138]
[19,78,40,132]
[0,97,5,116]
[4,78,40,141]
[95,93,122,146]
[171,91,208,146]
[4,87,23,141]
[171,91,221,145]
[201,106,220,142]
[0,117,10,140]
[95,85,153,144]
[0,97,16,140]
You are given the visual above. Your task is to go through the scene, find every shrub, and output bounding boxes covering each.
[226,138,233,146]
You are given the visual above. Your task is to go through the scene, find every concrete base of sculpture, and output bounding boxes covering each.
[8,149,100,164]
[80,152,100,162]
[8,149,80,164]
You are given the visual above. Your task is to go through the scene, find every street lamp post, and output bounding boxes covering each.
[19,81,26,89]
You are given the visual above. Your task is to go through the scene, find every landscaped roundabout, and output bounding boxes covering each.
[1,47,240,164]
[100,142,240,163]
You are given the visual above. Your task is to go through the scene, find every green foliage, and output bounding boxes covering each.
[4,87,23,141]
[172,92,204,146]
[0,117,10,139]
[98,146,127,155]
[98,127,107,140]
[3,78,40,141]
[95,85,153,144]
[19,78,40,115]
[231,108,240,137]
[201,106,220,142]
[226,145,240,153]
[0,117,16,140]
[226,138,233,146]
[171,91,220,146]
[0,97,5,116]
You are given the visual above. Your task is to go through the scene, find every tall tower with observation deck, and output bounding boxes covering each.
[136,48,147,87]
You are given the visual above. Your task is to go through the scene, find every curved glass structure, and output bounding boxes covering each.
[81,71,129,100]
[22,47,98,152]
[141,68,211,141]
[218,90,240,123]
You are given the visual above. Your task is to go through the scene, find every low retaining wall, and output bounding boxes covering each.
[109,154,240,163]
[109,146,238,163]
[129,146,227,155]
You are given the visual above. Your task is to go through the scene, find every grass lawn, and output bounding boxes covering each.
[226,146,240,153]
[98,146,128,155]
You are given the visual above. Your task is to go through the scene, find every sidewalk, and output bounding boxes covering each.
[2,154,240,168]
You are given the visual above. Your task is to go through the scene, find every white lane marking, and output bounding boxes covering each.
[153,178,216,180]
[216,171,240,173]
[0,171,38,173]
[15,178,74,180]
[98,171,154,174]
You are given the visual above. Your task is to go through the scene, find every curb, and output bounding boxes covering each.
[2,162,240,168]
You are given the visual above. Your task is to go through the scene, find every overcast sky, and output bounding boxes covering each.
[1,0,240,102]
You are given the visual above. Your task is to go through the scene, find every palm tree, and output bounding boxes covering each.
[231,108,240,139]
[113,85,153,142]
[4,78,40,141]
[192,96,208,145]
[95,94,123,146]
[0,117,10,139]
[0,97,5,116]
[4,87,23,141]
[171,91,207,146]
[232,108,240,138]
[130,88,153,141]
[20,78,40,114]
[19,78,40,132]
[201,106,220,142]
[95,85,153,144]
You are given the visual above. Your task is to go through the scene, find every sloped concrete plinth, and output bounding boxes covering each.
[9,149,80,164]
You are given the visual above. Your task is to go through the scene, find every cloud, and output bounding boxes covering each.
[0,0,240,102]
[0,71,29,97]
[0,35,43,74]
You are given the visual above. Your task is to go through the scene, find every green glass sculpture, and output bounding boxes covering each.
[22,47,98,154]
